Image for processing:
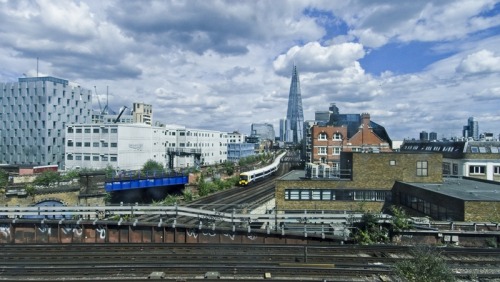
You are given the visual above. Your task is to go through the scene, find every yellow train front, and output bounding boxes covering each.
[238,172,251,186]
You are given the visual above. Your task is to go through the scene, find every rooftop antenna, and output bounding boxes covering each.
[36,57,39,77]
[106,86,109,112]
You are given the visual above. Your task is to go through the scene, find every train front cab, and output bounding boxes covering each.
[239,173,251,186]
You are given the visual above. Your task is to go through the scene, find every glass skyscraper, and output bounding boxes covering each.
[285,65,304,144]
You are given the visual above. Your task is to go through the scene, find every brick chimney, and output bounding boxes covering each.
[361,113,370,127]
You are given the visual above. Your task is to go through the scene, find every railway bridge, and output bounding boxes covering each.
[1,205,499,246]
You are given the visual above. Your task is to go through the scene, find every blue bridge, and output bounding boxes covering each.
[105,172,188,192]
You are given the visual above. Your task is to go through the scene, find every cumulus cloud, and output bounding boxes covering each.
[456,49,500,74]
[273,42,365,75]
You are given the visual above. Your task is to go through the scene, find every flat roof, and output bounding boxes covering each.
[406,177,500,201]
[280,170,306,181]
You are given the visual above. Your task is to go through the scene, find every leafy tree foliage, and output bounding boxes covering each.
[142,160,164,174]
[0,169,8,188]
[394,246,455,282]
[223,161,235,176]
[390,205,413,232]
[33,170,61,187]
[353,212,389,245]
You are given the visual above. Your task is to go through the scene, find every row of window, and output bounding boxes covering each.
[317,146,342,155]
[317,132,343,141]
[67,154,117,162]
[399,193,454,221]
[68,127,117,134]
[67,141,117,148]
[284,189,391,202]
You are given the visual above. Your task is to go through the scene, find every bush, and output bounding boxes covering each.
[394,246,455,282]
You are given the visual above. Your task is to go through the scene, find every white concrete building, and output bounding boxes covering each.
[65,123,229,171]
[227,131,247,143]
[64,123,167,171]
[165,125,228,169]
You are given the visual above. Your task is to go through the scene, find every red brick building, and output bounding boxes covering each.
[309,113,392,168]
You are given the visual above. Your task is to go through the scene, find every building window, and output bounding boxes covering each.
[101,128,108,133]
[93,142,99,147]
[332,147,341,155]
[110,156,117,162]
[318,133,327,140]
[333,133,342,140]
[84,142,91,147]
[75,142,82,147]
[110,143,117,148]
[469,165,485,174]
[84,155,90,161]
[101,156,108,161]
[390,160,396,166]
[67,127,74,133]
[76,128,82,133]
[75,155,82,160]
[417,161,428,176]
[453,164,458,175]
[67,140,73,147]
[93,128,99,133]
[84,128,91,133]
[494,166,500,175]
[92,155,99,161]
[318,146,327,155]
[110,128,117,133]
[67,154,73,160]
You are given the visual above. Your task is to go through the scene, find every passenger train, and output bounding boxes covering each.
[238,152,287,186]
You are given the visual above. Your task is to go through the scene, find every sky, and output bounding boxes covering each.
[1,0,500,141]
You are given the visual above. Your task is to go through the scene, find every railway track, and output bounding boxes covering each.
[1,244,499,281]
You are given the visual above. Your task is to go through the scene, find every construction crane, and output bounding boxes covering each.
[93,86,109,115]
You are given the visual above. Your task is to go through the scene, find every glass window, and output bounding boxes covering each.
[76,128,82,133]
[290,190,299,200]
[75,155,82,160]
[470,146,479,153]
[101,156,108,161]
[84,128,91,133]
[312,190,321,200]
[318,133,327,140]
[300,190,310,200]
[110,156,117,162]
[101,128,108,133]
[469,165,485,174]
[93,128,99,133]
[84,155,90,161]
[67,127,74,133]
[102,142,108,147]
[93,142,99,147]
[323,190,333,200]
[417,161,428,176]
[67,140,73,147]
[494,166,500,174]
[333,147,341,155]
[111,143,117,148]
[67,154,73,160]
[110,128,117,133]
[92,155,99,161]
[84,142,91,147]
[333,133,342,140]
[318,146,327,155]
[75,142,82,147]
[491,147,499,153]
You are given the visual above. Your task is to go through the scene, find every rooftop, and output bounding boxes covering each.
[406,177,500,201]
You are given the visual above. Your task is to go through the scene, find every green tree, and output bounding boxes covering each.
[24,183,36,197]
[390,206,412,232]
[394,246,455,282]
[33,170,61,188]
[223,161,235,176]
[0,169,8,188]
[353,212,389,245]
[61,169,80,182]
[142,159,164,175]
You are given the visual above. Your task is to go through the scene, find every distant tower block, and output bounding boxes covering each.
[285,65,304,144]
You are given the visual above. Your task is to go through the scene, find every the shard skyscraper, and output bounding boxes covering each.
[285,65,304,144]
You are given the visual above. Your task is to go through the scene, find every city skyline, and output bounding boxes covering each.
[0,1,499,140]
